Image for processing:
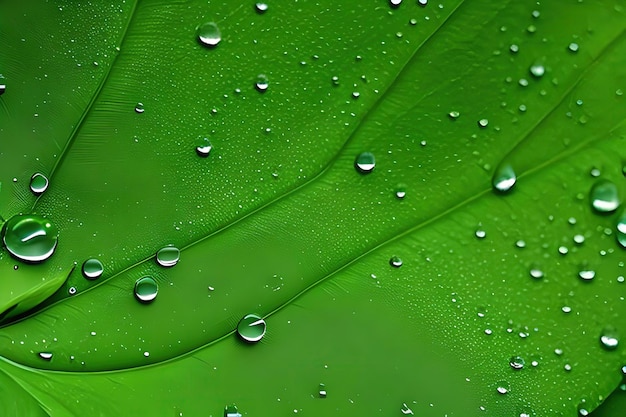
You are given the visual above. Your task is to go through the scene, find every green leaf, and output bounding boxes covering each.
[1,0,625,416]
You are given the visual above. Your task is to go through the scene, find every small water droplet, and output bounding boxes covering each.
[0,74,5,95]
[529,63,545,78]
[510,44,519,53]
[224,405,242,417]
[496,381,510,394]
[600,326,619,350]
[529,268,544,279]
[82,258,103,280]
[255,74,269,92]
[475,229,486,239]
[394,184,406,199]
[492,164,516,193]
[255,2,268,13]
[196,137,212,157]
[237,314,266,343]
[68,286,77,295]
[577,402,589,416]
[617,210,626,248]
[573,234,585,245]
[564,363,572,372]
[197,22,221,47]
[29,173,49,195]
[156,246,180,267]
[389,256,403,268]
[448,110,460,119]
[509,356,525,370]
[478,118,489,128]
[562,306,572,313]
[578,269,595,281]
[531,10,540,18]
[134,102,144,113]
[134,276,158,303]
[518,78,529,87]
[400,403,414,415]
[38,352,53,361]
[590,179,621,213]
[354,152,376,174]
[568,42,579,53]
[389,0,402,7]
[554,348,564,356]
[143,351,150,357]
[526,24,537,33]
[2,214,59,263]
[515,239,526,248]
[318,383,327,398]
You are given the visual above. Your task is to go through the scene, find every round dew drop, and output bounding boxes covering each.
[389,256,403,268]
[197,22,221,47]
[237,314,266,343]
[600,326,619,351]
[2,214,59,263]
[134,276,158,303]
[509,356,525,370]
[255,2,268,13]
[0,74,5,95]
[38,352,53,361]
[478,118,489,128]
[156,246,180,267]
[529,63,545,78]
[29,172,49,195]
[255,74,269,92]
[617,210,626,248]
[354,152,375,174]
[578,269,596,281]
[492,164,516,193]
[134,102,144,113]
[82,258,104,280]
[196,137,212,157]
[590,179,621,213]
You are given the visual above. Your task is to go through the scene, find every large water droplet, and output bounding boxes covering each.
[389,0,402,6]
[255,74,269,92]
[29,173,49,195]
[196,137,212,157]
[2,214,59,263]
[578,269,596,281]
[156,246,180,267]
[354,152,375,174]
[224,405,242,417]
[577,401,589,416]
[134,276,158,303]
[197,22,221,47]
[478,118,489,128]
[38,352,53,361]
[568,42,579,53]
[590,179,621,213]
[529,63,545,78]
[492,164,516,193]
[600,326,619,350]
[389,256,403,268]
[509,356,525,370]
[237,313,266,343]
[617,210,626,248]
[255,2,268,13]
[0,75,5,95]
[82,258,104,280]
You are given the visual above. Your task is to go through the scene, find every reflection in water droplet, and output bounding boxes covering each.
[255,2,268,13]
[400,403,414,415]
[492,164,516,193]
[82,258,104,280]
[224,405,242,417]
[255,74,269,92]
[354,152,375,174]
[590,180,620,213]
[29,173,49,195]
[196,137,212,157]
[509,356,525,370]
[237,314,266,343]
[156,246,180,267]
[318,383,327,398]
[600,326,619,350]
[134,276,158,303]
[134,102,144,113]
[197,22,221,47]
[578,269,595,281]
[389,256,403,268]
[2,214,59,263]
[38,352,53,361]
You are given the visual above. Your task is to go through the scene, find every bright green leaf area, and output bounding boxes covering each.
[0,0,625,416]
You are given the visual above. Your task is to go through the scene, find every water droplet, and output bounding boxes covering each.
[29,173,49,195]
[82,258,103,280]
[318,383,327,398]
[496,381,510,394]
[554,348,564,356]
[389,0,402,6]
[2,214,59,263]
[510,44,519,53]
[590,179,621,213]
[38,352,53,361]
[509,356,525,370]
[156,246,180,267]
[518,78,529,87]
[197,22,221,47]
[134,276,158,303]
[529,63,545,78]
[577,402,589,416]
[578,269,595,281]
[389,256,403,268]
[600,326,619,350]
[531,10,540,18]
[196,138,212,157]
[529,268,544,279]
[255,2,268,13]
[0,74,5,95]
[255,74,269,92]
[573,234,585,245]
[68,286,77,295]
[475,229,486,239]
[562,306,572,313]
[224,405,242,417]
[134,102,144,113]
[400,403,414,415]
[568,42,579,53]
[492,164,516,193]
[478,118,489,128]
[617,210,626,248]
[237,314,266,343]
[395,184,406,199]
[331,75,339,86]
[515,239,526,248]
[448,110,460,119]
[564,363,572,372]
[417,0,427,6]
[354,152,376,174]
